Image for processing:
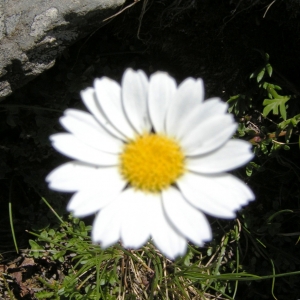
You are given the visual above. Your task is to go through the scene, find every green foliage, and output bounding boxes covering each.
[225,52,300,299]
[28,204,300,300]
[250,52,273,82]
[35,291,55,299]
[27,204,267,299]
[29,239,44,259]
[228,52,299,158]
[227,94,252,116]
[28,214,123,299]
[246,161,264,177]
[262,84,290,121]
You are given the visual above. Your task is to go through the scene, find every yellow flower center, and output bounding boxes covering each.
[119,133,185,193]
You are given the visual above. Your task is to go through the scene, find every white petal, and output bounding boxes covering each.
[166,77,204,137]
[69,190,117,218]
[187,140,253,174]
[150,196,187,259]
[50,133,118,165]
[120,189,156,249]
[47,163,125,195]
[175,98,228,141]
[80,87,125,140]
[92,196,124,248]
[181,115,237,156]
[46,161,97,192]
[66,167,126,217]
[122,69,151,134]
[148,72,177,133]
[60,109,123,154]
[177,172,255,219]
[201,97,228,116]
[94,77,135,139]
[162,187,212,245]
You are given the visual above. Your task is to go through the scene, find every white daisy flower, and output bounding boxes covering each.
[46,69,254,260]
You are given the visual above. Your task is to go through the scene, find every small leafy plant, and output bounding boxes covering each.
[229,52,299,160]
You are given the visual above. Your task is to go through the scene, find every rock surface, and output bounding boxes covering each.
[0,0,125,100]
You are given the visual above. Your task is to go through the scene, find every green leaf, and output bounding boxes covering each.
[207,247,212,256]
[257,69,265,83]
[266,63,273,77]
[53,250,66,261]
[246,166,253,177]
[183,250,194,266]
[29,239,43,250]
[280,101,287,120]
[40,230,48,239]
[48,229,55,236]
[265,52,270,61]
[29,239,43,258]
[246,162,261,177]
[262,82,269,89]
[227,94,251,116]
[35,291,55,299]
[290,114,300,126]
[262,96,290,120]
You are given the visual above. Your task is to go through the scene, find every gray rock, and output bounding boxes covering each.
[0,0,126,100]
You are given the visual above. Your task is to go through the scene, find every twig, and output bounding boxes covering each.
[263,0,276,18]
[102,0,140,22]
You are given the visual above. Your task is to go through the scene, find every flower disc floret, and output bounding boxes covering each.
[120,134,185,193]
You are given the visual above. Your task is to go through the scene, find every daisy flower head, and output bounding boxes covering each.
[46,69,254,259]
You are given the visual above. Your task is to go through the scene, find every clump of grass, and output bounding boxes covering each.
[27,197,238,299]
[23,196,300,300]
